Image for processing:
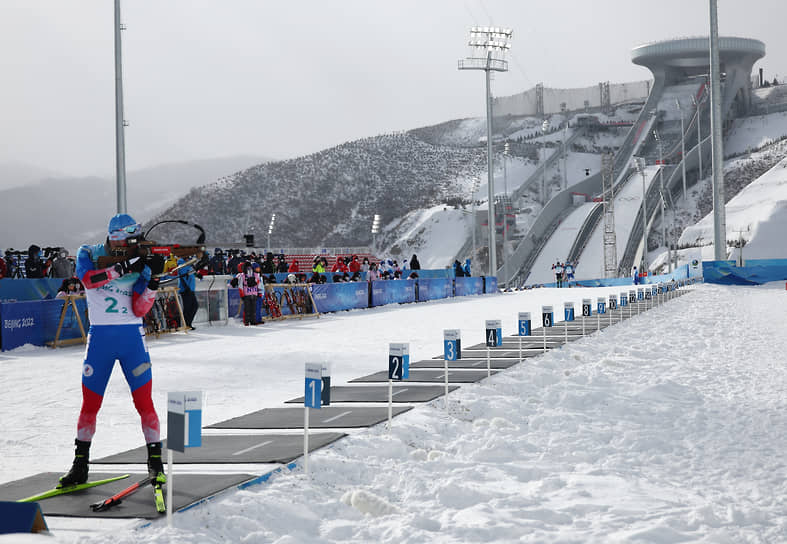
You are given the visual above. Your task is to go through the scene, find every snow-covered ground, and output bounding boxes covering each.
[725,111,787,157]
[679,153,787,260]
[2,282,785,543]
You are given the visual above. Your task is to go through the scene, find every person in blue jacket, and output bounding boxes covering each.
[177,257,199,330]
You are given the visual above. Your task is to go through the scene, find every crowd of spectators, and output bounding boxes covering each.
[199,249,425,285]
[1,244,77,280]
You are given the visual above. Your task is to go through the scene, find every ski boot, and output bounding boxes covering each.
[59,439,90,487]
[146,442,167,485]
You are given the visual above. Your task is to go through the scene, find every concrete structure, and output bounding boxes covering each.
[631,36,765,117]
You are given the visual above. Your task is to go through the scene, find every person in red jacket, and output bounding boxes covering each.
[331,256,349,274]
[348,255,361,274]
[288,259,299,273]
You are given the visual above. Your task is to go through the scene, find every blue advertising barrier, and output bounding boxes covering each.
[702,259,787,285]
[370,280,416,307]
[455,277,484,297]
[0,278,62,303]
[412,269,454,280]
[1,298,89,351]
[484,276,498,293]
[311,283,369,313]
[417,278,452,301]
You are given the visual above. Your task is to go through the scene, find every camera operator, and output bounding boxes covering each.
[51,248,76,278]
[0,250,6,279]
[24,244,50,279]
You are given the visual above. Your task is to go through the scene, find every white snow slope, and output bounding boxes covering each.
[1,282,785,543]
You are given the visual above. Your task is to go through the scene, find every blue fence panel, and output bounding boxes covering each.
[455,277,484,296]
[484,276,498,293]
[311,283,369,313]
[416,278,451,301]
[702,259,787,285]
[1,301,44,350]
[41,298,89,342]
[370,280,416,307]
[413,269,455,280]
[0,278,62,303]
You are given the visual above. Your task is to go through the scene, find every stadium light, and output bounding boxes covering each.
[371,214,381,250]
[458,25,513,278]
[267,213,276,249]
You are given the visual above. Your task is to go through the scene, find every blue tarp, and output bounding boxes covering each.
[702,259,787,285]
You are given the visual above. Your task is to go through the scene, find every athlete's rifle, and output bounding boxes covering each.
[96,220,208,274]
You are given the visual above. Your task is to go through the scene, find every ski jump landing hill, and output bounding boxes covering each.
[507,36,765,286]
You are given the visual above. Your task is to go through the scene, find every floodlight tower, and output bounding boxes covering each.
[653,129,666,255]
[371,214,381,250]
[470,178,480,265]
[676,98,687,200]
[502,141,510,288]
[459,25,513,278]
[541,118,550,204]
[267,213,276,249]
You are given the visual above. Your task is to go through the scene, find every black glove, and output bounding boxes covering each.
[114,257,144,276]
[147,278,160,291]
[230,277,239,288]
[145,255,166,276]
[246,276,257,287]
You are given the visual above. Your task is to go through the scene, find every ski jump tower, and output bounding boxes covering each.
[631,36,764,118]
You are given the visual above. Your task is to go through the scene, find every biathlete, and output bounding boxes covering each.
[60,214,166,487]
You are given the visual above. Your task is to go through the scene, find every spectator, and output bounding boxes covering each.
[288,259,300,273]
[392,260,401,275]
[462,259,472,277]
[177,257,198,330]
[210,249,227,275]
[0,251,6,279]
[163,253,178,275]
[231,262,261,326]
[313,257,325,274]
[349,271,362,282]
[56,277,84,298]
[360,257,370,273]
[453,260,465,278]
[4,250,16,278]
[632,266,640,285]
[286,273,298,284]
[367,262,379,281]
[51,249,76,279]
[276,254,288,273]
[261,252,275,274]
[410,254,421,270]
[227,251,243,276]
[348,255,361,273]
[408,271,419,280]
[25,244,48,278]
[331,257,348,274]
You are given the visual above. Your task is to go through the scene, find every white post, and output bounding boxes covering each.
[113,0,127,214]
[709,0,727,260]
[388,379,392,432]
[542,324,547,353]
[304,407,310,476]
[166,449,173,528]
[485,53,497,278]
[444,358,449,411]
[486,345,491,378]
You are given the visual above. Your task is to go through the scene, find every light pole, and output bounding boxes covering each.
[562,121,568,191]
[371,214,381,251]
[470,178,479,266]
[676,98,687,200]
[459,26,513,278]
[692,88,707,181]
[541,118,550,204]
[635,157,649,274]
[709,0,727,261]
[502,141,509,289]
[114,0,128,214]
[267,213,276,250]
[653,130,666,257]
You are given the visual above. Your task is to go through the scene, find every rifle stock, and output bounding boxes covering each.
[96,242,205,269]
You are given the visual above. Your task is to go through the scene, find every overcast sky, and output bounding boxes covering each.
[0,1,783,177]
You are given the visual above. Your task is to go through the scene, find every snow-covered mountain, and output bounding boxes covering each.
[0,155,267,251]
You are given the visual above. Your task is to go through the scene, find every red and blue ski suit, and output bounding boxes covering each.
[74,244,160,443]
